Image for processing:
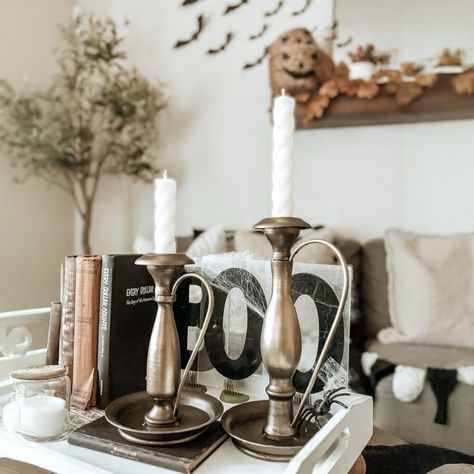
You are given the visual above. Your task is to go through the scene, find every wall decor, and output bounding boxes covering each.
[243,48,269,70]
[172,0,332,71]
[177,253,351,401]
[248,23,268,41]
[264,0,285,17]
[268,28,474,128]
[173,14,206,48]
[291,0,313,16]
[206,32,234,55]
[223,0,248,15]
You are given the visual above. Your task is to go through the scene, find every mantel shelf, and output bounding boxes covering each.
[295,74,474,129]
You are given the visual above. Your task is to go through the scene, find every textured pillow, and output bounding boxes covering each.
[361,239,391,340]
[186,224,227,257]
[379,229,474,349]
[234,227,335,264]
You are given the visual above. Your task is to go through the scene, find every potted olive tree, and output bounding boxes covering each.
[0,15,166,253]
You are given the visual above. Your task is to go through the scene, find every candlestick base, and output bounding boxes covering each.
[221,400,320,461]
[105,390,223,446]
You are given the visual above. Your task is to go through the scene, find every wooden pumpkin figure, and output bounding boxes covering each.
[268,28,334,103]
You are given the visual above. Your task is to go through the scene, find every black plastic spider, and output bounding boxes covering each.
[296,387,350,431]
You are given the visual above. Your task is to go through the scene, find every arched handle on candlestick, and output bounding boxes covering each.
[171,272,215,417]
[290,239,350,427]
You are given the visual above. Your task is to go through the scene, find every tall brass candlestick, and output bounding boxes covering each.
[219,215,350,460]
[254,217,308,438]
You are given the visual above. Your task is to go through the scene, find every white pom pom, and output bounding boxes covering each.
[392,365,426,402]
[361,352,379,377]
[457,366,474,386]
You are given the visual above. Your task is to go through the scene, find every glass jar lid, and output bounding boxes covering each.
[10,365,67,381]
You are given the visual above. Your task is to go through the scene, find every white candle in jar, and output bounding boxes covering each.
[153,170,177,253]
[3,395,67,439]
[271,89,295,217]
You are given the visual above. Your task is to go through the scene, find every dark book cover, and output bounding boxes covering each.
[97,255,157,408]
[68,417,227,473]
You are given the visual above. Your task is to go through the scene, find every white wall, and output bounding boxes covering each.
[0,0,74,310]
[79,0,473,255]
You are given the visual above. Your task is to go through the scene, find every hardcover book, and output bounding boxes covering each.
[59,256,76,379]
[97,254,157,409]
[72,255,102,410]
[68,416,227,473]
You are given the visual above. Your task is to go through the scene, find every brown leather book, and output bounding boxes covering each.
[71,255,102,410]
[59,256,76,379]
[68,417,227,473]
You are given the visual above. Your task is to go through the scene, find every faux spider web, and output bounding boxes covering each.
[188,252,351,397]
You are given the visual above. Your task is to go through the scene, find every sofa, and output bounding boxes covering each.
[177,231,474,455]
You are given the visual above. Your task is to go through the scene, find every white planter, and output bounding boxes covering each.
[349,61,375,81]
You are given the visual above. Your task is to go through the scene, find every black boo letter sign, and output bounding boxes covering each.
[174,267,346,394]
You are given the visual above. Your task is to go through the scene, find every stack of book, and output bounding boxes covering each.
[58,254,167,410]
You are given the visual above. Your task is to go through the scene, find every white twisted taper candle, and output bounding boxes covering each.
[153,170,177,253]
[271,89,295,217]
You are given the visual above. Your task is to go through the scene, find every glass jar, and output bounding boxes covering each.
[3,365,70,441]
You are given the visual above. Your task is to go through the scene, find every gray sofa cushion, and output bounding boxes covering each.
[361,239,391,340]
[366,339,474,455]
[374,374,474,455]
[367,340,474,369]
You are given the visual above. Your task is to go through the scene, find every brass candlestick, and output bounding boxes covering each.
[222,217,350,460]
[105,253,223,445]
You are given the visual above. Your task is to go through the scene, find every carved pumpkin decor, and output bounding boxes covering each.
[269,28,474,125]
[268,28,331,103]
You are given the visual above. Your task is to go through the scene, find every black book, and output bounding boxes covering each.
[68,417,227,473]
[97,255,157,408]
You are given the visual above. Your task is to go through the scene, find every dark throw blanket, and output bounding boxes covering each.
[363,444,474,474]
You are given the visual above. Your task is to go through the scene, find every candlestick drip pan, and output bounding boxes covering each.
[105,390,223,446]
[221,400,320,461]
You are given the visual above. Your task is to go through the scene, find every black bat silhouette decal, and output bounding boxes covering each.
[207,32,234,54]
[174,14,206,48]
[336,37,353,48]
[264,0,284,17]
[224,0,248,15]
[324,33,338,41]
[181,0,200,5]
[243,47,268,70]
[291,0,312,16]
[249,24,268,40]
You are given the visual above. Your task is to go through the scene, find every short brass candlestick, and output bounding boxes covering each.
[105,253,223,445]
[221,216,350,460]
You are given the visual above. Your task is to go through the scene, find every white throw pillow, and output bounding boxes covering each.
[186,224,227,257]
[378,229,474,349]
[234,227,335,264]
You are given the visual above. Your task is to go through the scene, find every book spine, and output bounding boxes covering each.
[59,256,76,379]
[97,255,115,409]
[71,255,102,410]
[68,433,188,473]
[45,301,62,365]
